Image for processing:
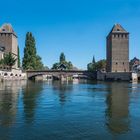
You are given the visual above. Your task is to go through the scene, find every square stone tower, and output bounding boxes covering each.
[106,24,129,72]
[0,24,18,69]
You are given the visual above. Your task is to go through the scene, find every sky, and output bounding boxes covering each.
[0,0,140,69]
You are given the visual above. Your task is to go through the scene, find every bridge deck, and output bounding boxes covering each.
[26,70,96,79]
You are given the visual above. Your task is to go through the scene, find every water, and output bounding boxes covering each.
[0,80,140,140]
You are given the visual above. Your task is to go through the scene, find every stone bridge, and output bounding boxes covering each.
[26,70,96,80]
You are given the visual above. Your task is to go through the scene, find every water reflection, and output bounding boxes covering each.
[52,81,73,105]
[22,81,43,123]
[0,81,26,126]
[106,82,130,134]
[1,80,140,139]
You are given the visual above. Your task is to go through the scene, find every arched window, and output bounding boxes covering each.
[4,73,8,76]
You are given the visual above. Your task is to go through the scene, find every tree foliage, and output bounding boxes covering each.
[87,55,96,71]
[92,56,96,64]
[0,52,16,69]
[60,52,66,63]
[87,56,106,71]
[18,46,20,68]
[52,52,73,70]
[22,32,44,70]
[96,59,106,71]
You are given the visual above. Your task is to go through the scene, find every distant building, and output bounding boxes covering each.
[106,24,129,72]
[57,63,67,70]
[0,24,18,69]
[130,57,140,72]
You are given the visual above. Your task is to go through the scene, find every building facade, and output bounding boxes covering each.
[106,24,129,72]
[0,24,18,69]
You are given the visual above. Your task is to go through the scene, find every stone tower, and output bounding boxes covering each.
[106,24,129,72]
[0,24,18,69]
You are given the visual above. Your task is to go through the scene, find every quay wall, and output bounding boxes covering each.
[97,71,131,81]
[0,69,27,81]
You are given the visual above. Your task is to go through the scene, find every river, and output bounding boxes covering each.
[0,80,140,140]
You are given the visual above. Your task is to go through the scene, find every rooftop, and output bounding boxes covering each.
[0,23,16,36]
[108,24,129,36]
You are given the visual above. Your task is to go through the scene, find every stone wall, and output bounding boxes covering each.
[97,71,131,81]
[0,24,18,69]
[0,33,18,68]
[106,24,129,72]
[0,70,27,81]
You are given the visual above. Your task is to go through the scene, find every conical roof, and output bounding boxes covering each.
[110,24,128,33]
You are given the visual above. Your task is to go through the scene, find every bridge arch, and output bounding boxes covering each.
[28,73,44,80]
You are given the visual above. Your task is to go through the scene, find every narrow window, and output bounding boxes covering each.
[4,73,8,76]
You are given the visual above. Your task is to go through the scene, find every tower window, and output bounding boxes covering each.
[113,34,116,38]
[116,62,118,65]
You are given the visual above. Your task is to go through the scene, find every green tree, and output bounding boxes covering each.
[0,59,4,66]
[52,53,73,70]
[92,56,96,64]
[35,55,44,70]
[2,53,17,69]
[22,32,44,70]
[67,61,73,70]
[60,52,66,63]
[52,63,59,70]
[87,55,97,71]
[96,59,106,71]
[18,46,20,68]
[87,56,106,71]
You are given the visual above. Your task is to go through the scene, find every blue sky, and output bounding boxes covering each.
[0,0,140,69]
